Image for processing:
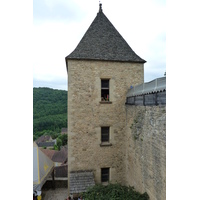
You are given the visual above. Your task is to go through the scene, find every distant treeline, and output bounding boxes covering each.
[33,87,68,140]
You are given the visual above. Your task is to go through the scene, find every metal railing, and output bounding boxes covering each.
[127,77,166,97]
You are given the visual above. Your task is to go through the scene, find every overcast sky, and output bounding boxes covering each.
[33,0,166,91]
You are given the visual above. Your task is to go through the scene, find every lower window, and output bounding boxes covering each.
[101,168,109,182]
[101,127,109,143]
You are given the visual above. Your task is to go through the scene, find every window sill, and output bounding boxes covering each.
[99,101,112,104]
[101,182,109,186]
[100,142,112,147]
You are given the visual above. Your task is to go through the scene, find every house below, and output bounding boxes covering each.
[51,146,68,166]
[61,128,68,135]
[40,146,68,166]
[40,146,68,180]
[35,135,56,149]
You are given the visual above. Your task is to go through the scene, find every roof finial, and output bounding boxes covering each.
[99,1,102,13]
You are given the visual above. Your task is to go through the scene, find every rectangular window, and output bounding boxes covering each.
[101,168,109,183]
[101,127,109,142]
[101,79,109,101]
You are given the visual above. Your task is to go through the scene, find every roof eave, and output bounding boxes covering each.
[65,57,146,64]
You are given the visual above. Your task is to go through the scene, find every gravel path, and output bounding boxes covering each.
[42,188,68,200]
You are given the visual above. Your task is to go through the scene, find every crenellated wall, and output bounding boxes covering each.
[125,105,166,200]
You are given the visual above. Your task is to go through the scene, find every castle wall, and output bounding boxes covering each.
[67,59,144,191]
[125,105,166,200]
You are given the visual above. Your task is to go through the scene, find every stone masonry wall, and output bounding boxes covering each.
[125,105,166,200]
[67,59,144,192]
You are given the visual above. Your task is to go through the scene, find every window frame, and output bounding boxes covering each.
[101,79,110,102]
[101,127,110,143]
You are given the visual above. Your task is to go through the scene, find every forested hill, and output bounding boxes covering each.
[33,87,67,140]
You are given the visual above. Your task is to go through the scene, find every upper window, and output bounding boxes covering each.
[101,168,110,183]
[101,127,109,143]
[101,79,109,101]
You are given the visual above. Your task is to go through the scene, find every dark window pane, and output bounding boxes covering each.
[101,127,109,142]
[101,168,109,182]
[101,133,109,142]
[101,79,110,101]
[101,80,109,88]
[101,127,109,134]
[101,89,109,101]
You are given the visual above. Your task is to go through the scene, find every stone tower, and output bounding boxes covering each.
[65,4,146,195]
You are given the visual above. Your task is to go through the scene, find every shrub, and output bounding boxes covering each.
[82,183,149,200]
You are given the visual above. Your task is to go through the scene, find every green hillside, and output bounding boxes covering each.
[33,87,67,141]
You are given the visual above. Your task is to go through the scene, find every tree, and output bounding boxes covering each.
[33,88,68,137]
[53,144,58,150]
[33,135,37,141]
[56,138,62,150]
[58,134,68,146]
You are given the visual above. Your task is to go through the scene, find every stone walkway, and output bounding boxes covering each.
[42,188,68,200]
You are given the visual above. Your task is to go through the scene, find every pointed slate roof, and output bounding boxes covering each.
[66,4,146,68]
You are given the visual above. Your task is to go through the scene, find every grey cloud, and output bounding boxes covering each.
[156,32,166,43]
[144,71,165,83]
[149,32,166,52]
[144,59,166,82]
[153,0,166,6]
[33,0,85,23]
[143,32,166,82]
[33,77,68,91]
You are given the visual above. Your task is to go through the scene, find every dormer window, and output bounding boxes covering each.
[101,79,109,101]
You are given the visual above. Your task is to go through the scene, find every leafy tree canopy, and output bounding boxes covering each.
[33,87,68,141]
[56,138,62,150]
[58,134,68,146]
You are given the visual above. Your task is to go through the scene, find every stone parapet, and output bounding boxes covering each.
[125,105,166,200]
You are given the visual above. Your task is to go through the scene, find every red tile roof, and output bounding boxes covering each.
[35,135,52,143]
[52,146,68,163]
[40,148,56,160]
